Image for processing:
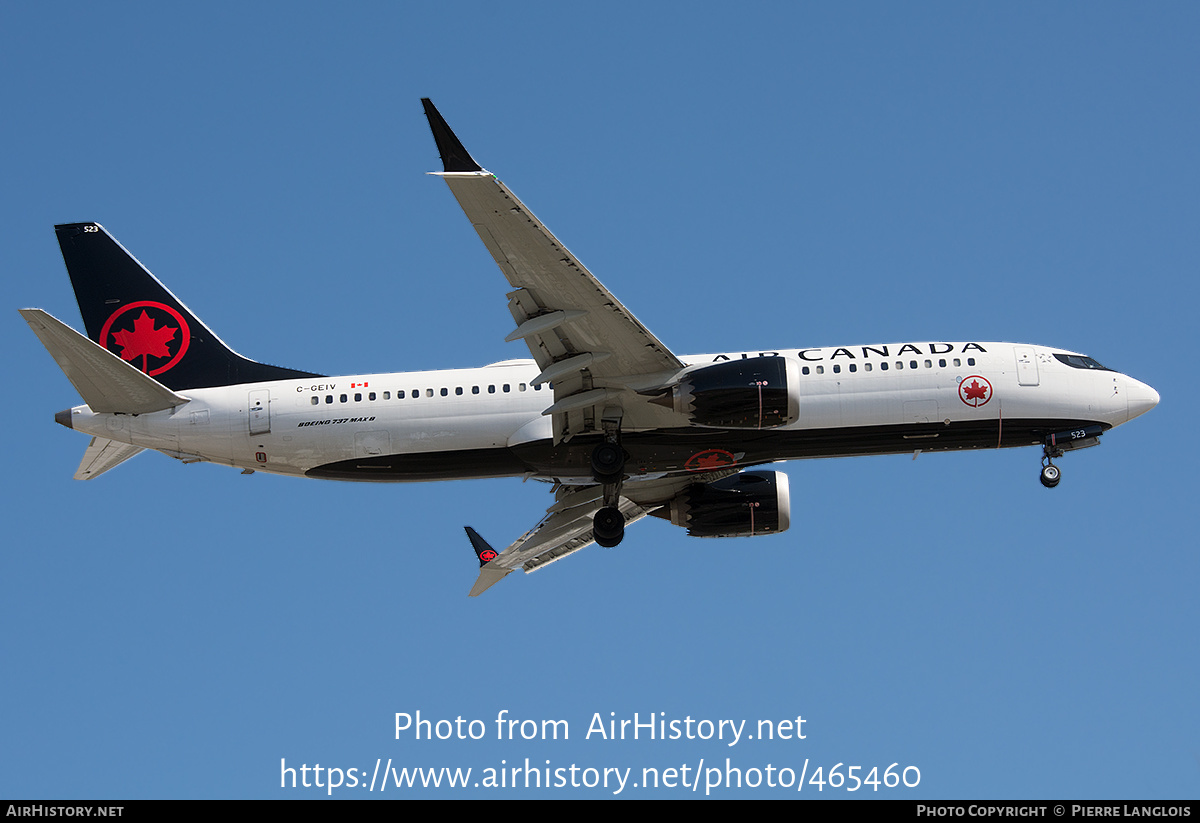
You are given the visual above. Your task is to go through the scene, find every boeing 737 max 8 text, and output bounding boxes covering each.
[22,99,1160,596]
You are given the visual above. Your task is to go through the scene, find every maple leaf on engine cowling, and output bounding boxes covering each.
[110,310,177,371]
[963,380,989,401]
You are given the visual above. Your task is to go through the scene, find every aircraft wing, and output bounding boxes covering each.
[422,99,685,443]
[463,468,741,596]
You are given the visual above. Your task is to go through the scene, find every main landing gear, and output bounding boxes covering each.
[591,442,624,485]
[591,427,627,548]
[593,505,625,548]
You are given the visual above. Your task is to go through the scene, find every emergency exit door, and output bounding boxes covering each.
[248,390,270,435]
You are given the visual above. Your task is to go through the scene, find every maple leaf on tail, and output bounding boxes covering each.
[110,310,178,373]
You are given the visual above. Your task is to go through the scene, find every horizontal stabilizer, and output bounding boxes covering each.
[75,437,145,480]
[20,309,189,414]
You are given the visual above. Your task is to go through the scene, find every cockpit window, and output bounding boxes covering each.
[1053,353,1112,371]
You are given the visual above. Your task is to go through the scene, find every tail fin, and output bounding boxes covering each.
[55,223,322,391]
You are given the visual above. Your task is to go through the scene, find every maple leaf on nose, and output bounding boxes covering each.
[963,380,988,401]
[110,310,177,367]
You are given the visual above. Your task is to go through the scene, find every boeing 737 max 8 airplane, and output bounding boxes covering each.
[22,99,1159,596]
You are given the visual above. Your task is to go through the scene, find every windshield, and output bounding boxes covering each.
[1053,353,1112,372]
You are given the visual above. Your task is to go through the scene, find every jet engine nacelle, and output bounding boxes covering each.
[660,470,791,538]
[661,356,800,429]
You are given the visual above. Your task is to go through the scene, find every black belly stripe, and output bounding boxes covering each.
[304,418,1108,482]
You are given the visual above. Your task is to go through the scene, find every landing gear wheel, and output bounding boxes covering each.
[593,506,625,548]
[591,442,625,484]
[1040,463,1061,489]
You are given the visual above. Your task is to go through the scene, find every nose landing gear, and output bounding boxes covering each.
[1037,424,1105,489]
[1039,458,1061,489]
[1040,437,1064,488]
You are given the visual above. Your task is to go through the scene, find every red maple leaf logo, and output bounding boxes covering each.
[963,380,988,401]
[110,310,178,372]
[685,449,737,472]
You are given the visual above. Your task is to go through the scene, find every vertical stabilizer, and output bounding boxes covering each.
[55,223,322,391]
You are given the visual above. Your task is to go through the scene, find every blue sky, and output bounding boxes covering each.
[3,2,1197,799]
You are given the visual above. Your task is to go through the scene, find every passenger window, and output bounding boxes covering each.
[369,392,376,401]
[938,359,946,368]
[354,393,362,402]
[880,362,888,371]
[895,362,903,370]
[455,387,463,396]
[924,360,932,369]
[340,394,347,403]
[910,360,918,369]
[440,388,448,397]
[519,383,527,391]
[953,358,961,367]
[384,391,391,400]
[833,364,841,374]
[310,397,318,406]
[503,384,510,392]
[426,388,434,397]
[864,363,872,372]
[816,365,824,375]
[802,366,810,375]
[967,358,976,366]
[849,364,857,373]
[488,385,496,394]
[472,386,480,395]
[325,395,333,404]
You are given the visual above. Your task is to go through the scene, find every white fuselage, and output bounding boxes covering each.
[59,342,1158,482]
